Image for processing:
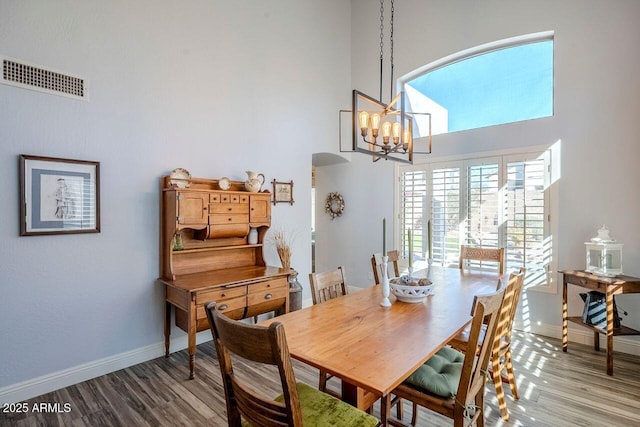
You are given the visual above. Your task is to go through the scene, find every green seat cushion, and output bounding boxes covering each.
[405,346,464,398]
[271,382,378,427]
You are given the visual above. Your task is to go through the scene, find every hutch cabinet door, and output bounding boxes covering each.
[177,191,209,226]
[249,194,271,225]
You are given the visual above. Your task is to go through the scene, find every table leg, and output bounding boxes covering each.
[606,287,614,375]
[341,381,379,412]
[380,394,391,427]
[562,277,568,352]
[164,300,171,357]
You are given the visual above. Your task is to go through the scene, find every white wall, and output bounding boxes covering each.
[0,0,351,401]
[316,0,640,348]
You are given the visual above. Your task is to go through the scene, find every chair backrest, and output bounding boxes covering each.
[309,266,348,305]
[205,302,303,427]
[498,268,526,344]
[455,284,506,411]
[371,250,400,285]
[459,245,505,274]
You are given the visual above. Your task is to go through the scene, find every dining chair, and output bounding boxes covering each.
[386,285,506,427]
[205,302,380,427]
[459,245,505,274]
[371,250,401,284]
[309,266,348,305]
[448,268,526,420]
[308,267,348,397]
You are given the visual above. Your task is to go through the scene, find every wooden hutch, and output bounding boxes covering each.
[158,175,291,379]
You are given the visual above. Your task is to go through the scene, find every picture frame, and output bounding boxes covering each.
[19,154,100,236]
[272,179,294,205]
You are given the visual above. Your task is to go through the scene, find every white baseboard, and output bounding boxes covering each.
[3,318,638,405]
[0,330,212,405]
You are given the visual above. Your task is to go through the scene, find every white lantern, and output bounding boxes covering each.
[585,225,623,277]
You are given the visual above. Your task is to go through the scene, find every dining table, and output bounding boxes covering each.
[261,266,501,426]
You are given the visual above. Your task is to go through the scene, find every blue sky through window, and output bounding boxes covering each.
[406,40,553,134]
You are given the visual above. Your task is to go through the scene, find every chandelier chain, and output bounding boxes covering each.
[379,0,384,102]
[390,0,395,101]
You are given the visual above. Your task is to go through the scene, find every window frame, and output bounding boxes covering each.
[394,145,557,293]
[397,31,554,137]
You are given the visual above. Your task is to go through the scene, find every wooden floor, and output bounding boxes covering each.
[2,331,640,427]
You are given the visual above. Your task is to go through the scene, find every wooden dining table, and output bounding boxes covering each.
[261,266,501,425]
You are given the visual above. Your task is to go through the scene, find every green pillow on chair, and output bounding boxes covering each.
[241,382,380,427]
[405,346,464,397]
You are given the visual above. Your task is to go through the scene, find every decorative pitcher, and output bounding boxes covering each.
[244,171,265,192]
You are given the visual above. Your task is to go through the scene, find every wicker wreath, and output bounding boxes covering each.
[325,192,345,220]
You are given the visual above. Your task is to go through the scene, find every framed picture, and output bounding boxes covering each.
[272,179,294,205]
[19,154,100,236]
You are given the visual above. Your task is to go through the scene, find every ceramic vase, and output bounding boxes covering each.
[248,227,258,244]
[244,171,265,192]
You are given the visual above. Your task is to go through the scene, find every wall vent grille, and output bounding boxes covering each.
[1,56,87,100]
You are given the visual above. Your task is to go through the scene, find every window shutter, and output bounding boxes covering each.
[400,171,428,263]
[505,159,548,285]
[431,167,460,266]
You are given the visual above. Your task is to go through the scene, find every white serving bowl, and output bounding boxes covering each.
[389,282,434,303]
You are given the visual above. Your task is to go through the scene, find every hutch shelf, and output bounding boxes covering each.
[158,175,291,379]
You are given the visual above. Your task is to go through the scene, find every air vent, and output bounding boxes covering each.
[1,56,87,100]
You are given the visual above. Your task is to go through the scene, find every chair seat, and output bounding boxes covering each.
[404,347,464,398]
[269,382,379,427]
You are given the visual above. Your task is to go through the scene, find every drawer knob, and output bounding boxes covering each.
[218,304,228,310]
[264,293,272,300]
[228,218,232,221]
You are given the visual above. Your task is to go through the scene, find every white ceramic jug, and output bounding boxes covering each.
[244,171,265,192]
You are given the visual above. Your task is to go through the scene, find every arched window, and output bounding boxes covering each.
[402,32,554,136]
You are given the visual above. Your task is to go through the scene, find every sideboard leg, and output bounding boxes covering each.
[164,301,171,357]
[562,278,568,352]
[606,287,615,375]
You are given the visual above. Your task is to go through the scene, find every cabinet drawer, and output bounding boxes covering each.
[210,193,221,203]
[249,278,288,294]
[196,285,246,305]
[210,214,249,225]
[208,224,250,239]
[210,203,249,214]
[247,283,288,306]
[566,275,605,291]
[196,296,246,319]
[239,194,249,204]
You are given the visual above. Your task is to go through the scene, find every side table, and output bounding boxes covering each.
[560,270,640,375]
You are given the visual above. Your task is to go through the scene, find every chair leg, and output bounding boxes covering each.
[475,387,485,427]
[492,355,509,421]
[505,348,519,400]
[411,402,418,426]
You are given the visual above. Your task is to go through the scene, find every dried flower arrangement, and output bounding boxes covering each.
[269,229,294,270]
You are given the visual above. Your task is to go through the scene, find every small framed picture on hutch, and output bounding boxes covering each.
[272,179,294,205]
[19,154,100,236]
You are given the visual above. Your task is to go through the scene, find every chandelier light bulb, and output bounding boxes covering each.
[371,113,381,139]
[403,129,411,151]
[382,121,392,145]
[359,111,370,137]
[392,122,401,145]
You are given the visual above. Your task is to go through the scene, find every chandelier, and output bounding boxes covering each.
[340,0,431,164]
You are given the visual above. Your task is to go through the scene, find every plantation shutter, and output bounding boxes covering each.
[431,167,461,266]
[400,171,428,262]
[505,158,548,286]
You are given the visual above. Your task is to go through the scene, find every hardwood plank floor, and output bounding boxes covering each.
[2,331,639,426]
